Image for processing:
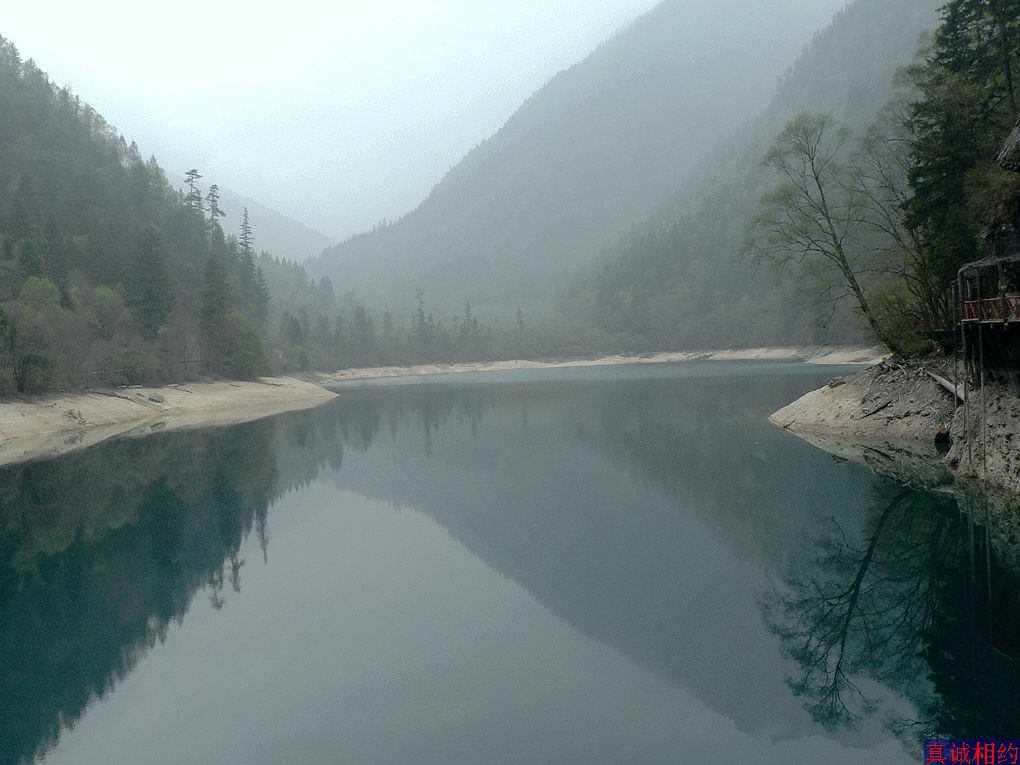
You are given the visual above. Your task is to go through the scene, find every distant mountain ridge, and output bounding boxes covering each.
[217,188,331,263]
[567,0,944,350]
[310,0,847,317]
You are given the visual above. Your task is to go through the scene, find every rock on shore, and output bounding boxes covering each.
[946,381,1020,493]
[770,361,956,441]
[771,359,1020,494]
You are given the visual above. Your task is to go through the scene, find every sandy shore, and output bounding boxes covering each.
[314,345,888,384]
[0,377,337,467]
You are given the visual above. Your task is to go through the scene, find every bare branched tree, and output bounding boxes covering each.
[853,99,950,344]
[749,112,907,354]
[762,486,959,731]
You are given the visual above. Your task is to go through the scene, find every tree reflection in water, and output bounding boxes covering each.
[763,479,1020,743]
[0,421,279,765]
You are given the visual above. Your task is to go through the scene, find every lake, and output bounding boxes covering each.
[1,361,1017,765]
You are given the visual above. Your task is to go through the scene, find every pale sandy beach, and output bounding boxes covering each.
[0,377,337,467]
[314,344,888,384]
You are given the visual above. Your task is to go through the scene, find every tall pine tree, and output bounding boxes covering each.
[128,227,175,340]
[200,252,233,372]
[238,207,256,299]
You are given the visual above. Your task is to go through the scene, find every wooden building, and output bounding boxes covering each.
[954,124,1020,391]
[957,254,1020,390]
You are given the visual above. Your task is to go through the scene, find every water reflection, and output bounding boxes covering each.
[764,479,1020,746]
[1,363,1018,764]
[764,484,955,729]
[0,422,278,765]
[323,371,1020,752]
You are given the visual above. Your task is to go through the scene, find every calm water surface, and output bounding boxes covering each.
[1,361,1018,764]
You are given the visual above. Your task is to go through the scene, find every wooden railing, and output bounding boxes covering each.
[961,296,1020,322]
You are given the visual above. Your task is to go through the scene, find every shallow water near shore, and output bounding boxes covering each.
[2,361,1017,765]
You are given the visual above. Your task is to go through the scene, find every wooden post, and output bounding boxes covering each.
[979,305,987,478]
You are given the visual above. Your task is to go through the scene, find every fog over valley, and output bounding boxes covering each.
[6,0,845,242]
[4,3,1020,762]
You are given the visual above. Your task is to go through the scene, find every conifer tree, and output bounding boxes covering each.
[129,227,175,340]
[239,207,256,297]
[41,214,65,286]
[906,0,1020,294]
[414,290,427,349]
[200,253,232,344]
[317,276,335,312]
[184,169,204,213]
[18,240,43,281]
[8,178,36,240]
[206,184,226,231]
[253,266,271,321]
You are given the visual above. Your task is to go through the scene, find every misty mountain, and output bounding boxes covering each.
[568,0,944,350]
[309,0,846,317]
[217,188,331,263]
[0,36,281,389]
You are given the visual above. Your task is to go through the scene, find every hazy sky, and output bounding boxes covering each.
[6,1,846,239]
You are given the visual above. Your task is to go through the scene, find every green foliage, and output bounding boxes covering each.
[2,301,55,393]
[84,286,132,341]
[200,253,233,334]
[0,37,281,392]
[749,112,923,354]
[127,227,175,340]
[17,276,61,309]
[906,0,1020,288]
[868,288,931,357]
[216,311,271,380]
[744,0,1020,355]
[200,252,270,379]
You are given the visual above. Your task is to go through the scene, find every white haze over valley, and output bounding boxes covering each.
[8,0,847,241]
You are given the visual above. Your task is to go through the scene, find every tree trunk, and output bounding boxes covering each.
[998,3,1017,116]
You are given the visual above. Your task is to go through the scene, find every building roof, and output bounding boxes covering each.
[958,252,1020,275]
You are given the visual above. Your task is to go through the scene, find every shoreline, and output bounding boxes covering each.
[770,359,1020,495]
[0,377,337,468]
[312,344,888,384]
[0,345,885,470]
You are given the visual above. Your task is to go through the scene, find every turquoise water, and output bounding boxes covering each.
[1,361,1016,764]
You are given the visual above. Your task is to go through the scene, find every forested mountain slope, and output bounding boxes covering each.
[567,0,944,349]
[0,35,274,390]
[310,0,846,317]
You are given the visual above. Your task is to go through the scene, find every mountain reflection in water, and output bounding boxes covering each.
[1,362,1017,765]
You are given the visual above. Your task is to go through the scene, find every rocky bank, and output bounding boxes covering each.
[771,358,1020,494]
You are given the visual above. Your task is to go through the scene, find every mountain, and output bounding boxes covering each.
[217,188,331,263]
[0,36,275,390]
[309,0,847,317]
[568,0,944,350]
